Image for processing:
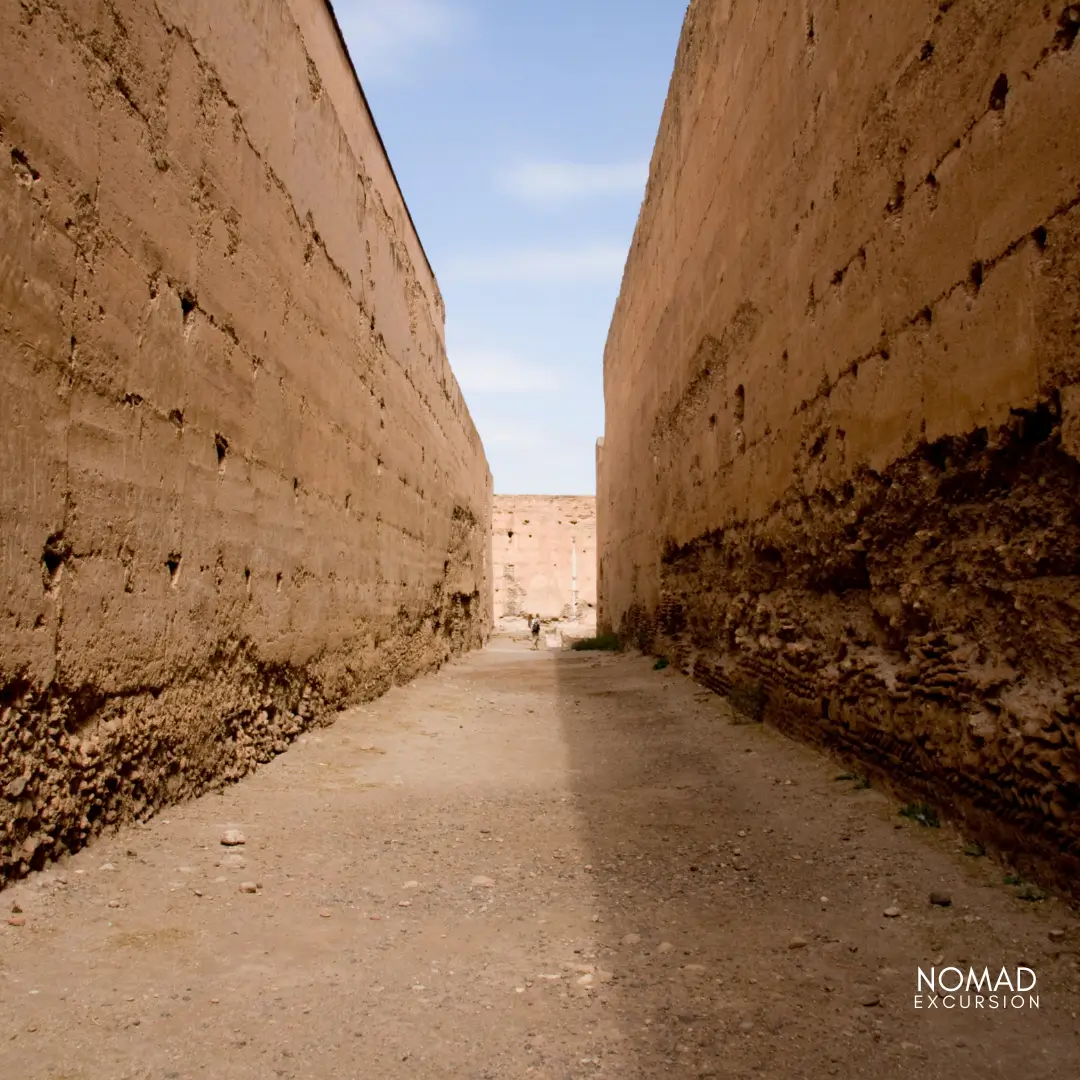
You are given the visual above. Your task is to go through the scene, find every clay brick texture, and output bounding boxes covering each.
[492,496,596,621]
[0,0,492,882]
[598,1,1080,889]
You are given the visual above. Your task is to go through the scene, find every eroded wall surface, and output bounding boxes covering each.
[599,0,1080,884]
[0,0,492,881]
[492,496,595,620]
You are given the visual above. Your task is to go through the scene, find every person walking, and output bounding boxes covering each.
[530,617,541,650]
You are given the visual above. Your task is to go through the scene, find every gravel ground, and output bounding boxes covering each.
[2,636,1079,1078]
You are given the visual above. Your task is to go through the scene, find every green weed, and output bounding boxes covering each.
[899,802,940,828]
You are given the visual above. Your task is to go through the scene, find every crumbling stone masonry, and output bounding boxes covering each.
[598,0,1080,891]
[0,0,492,883]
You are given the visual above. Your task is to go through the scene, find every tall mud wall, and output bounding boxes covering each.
[0,0,492,883]
[492,496,596,621]
[599,0,1080,888]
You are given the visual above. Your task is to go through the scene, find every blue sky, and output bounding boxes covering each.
[333,1,688,495]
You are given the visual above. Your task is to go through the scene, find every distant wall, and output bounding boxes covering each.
[492,496,595,621]
[599,0,1080,886]
[0,0,491,881]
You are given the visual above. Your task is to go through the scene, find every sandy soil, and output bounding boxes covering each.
[2,637,1079,1079]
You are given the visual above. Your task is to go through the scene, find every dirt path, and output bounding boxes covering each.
[2,638,1079,1079]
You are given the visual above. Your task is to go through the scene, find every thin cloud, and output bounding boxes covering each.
[443,244,628,283]
[451,350,562,394]
[499,161,649,204]
[336,0,464,81]
[482,426,551,449]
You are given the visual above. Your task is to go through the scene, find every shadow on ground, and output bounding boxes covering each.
[550,646,1080,1080]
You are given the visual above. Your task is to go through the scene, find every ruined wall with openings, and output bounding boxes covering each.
[599,0,1080,888]
[0,0,492,883]
[492,496,595,622]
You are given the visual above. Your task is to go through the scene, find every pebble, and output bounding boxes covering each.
[788,936,808,949]
[860,991,881,1007]
[883,906,902,918]
[220,830,246,847]
[929,892,952,907]
[657,942,675,954]
[319,909,332,918]
[403,881,419,889]
[7,915,26,927]
[100,863,116,872]
[1049,929,1066,942]
[622,933,642,946]
[108,900,121,909]
[471,876,495,887]
[239,882,258,894]
[739,1020,754,1033]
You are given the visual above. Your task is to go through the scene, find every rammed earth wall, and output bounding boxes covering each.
[598,0,1080,891]
[0,0,492,882]
[491,496,596,620]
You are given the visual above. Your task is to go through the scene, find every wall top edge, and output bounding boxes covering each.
[493,494,598,501]
[321,0,435,283]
